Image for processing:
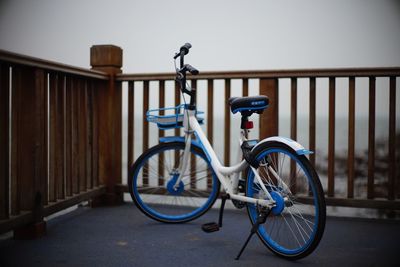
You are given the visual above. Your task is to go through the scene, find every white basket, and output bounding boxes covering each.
[146,104,204,130]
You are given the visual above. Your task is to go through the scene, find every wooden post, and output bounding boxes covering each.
[90,45,123,205]
[259,78,279,138]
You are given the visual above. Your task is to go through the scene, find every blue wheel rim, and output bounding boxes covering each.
[132,144,218,222]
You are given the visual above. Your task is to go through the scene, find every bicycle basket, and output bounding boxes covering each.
[146,104,204,130]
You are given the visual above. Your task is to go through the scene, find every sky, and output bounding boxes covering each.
[0,0,399,118]
[1,0,399,72]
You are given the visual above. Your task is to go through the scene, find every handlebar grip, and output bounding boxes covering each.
[180,43,192,55]
[185,64,199,75]
[174,43,192,59]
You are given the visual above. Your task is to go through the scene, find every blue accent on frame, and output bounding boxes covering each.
[231,104,269,114]
[194,132,212,163]
[296,149,314,155]
[159,136,185,143]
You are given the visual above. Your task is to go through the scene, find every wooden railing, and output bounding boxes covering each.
[0,49,121,237]
[117,68,400,210]
[1,46,399,237]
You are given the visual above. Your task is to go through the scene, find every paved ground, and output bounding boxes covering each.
[0,203,399,267]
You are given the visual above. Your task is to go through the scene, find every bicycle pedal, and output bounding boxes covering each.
[201,222,220,233]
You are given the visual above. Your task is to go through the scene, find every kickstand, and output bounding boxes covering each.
[235,207,271,260]
[218,193,229,227]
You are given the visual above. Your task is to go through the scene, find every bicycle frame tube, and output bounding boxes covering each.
[177,109,275,208]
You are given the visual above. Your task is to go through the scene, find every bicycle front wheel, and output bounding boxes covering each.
[129,141,220,223]
[246,141,326,260]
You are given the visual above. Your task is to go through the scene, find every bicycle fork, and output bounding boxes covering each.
[172,133,192,191]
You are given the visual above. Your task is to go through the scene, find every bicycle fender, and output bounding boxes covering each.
[252,136,313,155]
[159,136,204,151]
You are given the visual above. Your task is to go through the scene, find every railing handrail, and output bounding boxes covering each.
[117,67,400,81]
[0,49,109,80]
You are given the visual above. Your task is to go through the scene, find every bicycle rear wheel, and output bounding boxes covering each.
[245,141,326,260]
[129,141,220,223]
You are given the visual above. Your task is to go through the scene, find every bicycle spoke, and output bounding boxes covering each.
[247,145,325,258]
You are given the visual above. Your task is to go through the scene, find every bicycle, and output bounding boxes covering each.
[128,43,326,260]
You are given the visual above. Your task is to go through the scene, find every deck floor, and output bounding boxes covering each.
[0,203,399,267]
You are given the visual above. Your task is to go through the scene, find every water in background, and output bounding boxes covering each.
[125,114,392,174]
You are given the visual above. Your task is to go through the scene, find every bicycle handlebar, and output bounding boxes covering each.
[173,43,192,59]
[174,43,199,109]
[174,43,199,76]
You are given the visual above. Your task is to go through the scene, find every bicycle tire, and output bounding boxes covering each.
[129,141,220,223]
[245,141,326,260]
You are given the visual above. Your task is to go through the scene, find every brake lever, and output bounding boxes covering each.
[176,70,184,79]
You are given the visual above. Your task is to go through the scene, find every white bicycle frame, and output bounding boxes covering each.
[174,108,277,208]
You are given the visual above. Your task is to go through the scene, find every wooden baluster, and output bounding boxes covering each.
[127,81,135,184]
[49,74,57,202]
[0,63,10,219]
[86,80,93,190]
[65,76,73,196]
[91,80,100,188]
[309,77,316,167]
[42,70,49,207]
[328,77,336,197]
[241,78,249,182]
[388,77,396,200]
[290,78,297,193]
[78,79,88,192]
[49,73,66,200]
[143,81,149,186]
[158,80,165,186]
[58,75,66,197]
[367,77,376,199]
[224,79,231,166]
[291,78,297,141]
[243,78,249,97]
[259,79,279,138]
[207,79,214,189]
[11,67,19,216]
[348,77,355,198]
[71,77,80,194]
[242,78,249,139]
